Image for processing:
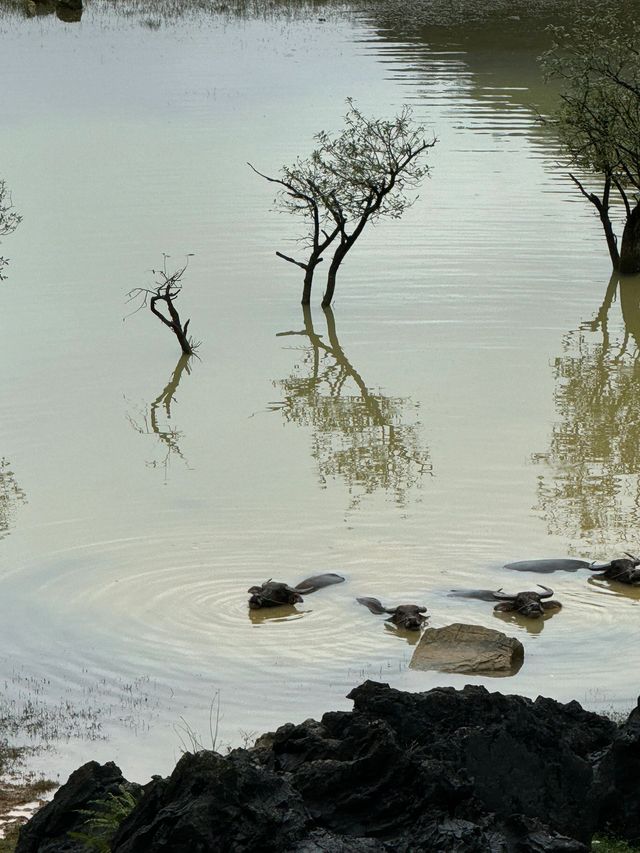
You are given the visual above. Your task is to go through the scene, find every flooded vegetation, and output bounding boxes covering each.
[0,0,638,802]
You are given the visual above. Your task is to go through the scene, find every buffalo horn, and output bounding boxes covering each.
[624,552,640,566]
[537,584,554,598]
[492,588,516,601]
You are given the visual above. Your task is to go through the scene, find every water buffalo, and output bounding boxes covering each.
[492,585,562,619]
[503,557,640,576]
[589,553,640,585]
[248,573,345,609]
[504,558,593,573]
[357,597,428,631]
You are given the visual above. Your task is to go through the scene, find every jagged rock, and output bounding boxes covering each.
[289,829,387,851]
[414,815,588,853]
[111,749,307,852]
[16,761,129,853]
[594,697,640,844]
[344,681,613,842]
[410,622,524,675]
[17,682,630,852]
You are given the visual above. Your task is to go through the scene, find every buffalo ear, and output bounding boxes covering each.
[247,586,262,594]
[494,602,516,612]
[417,606,427,613]
[293,593,304,604]
[543,600,562,611]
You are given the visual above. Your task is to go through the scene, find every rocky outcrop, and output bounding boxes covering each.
[17,681,639,852]
[111,750,306,852]
[594,698,640,844]
[410,623,524,675]
[16,761,133,853]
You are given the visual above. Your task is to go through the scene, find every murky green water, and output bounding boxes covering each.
[0,0,638,782]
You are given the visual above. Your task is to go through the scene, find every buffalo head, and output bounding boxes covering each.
[385,604,428,631]
[492,585,562,619]
[357,597,428,631]
[247,580,305,609]
[590,553,640,585]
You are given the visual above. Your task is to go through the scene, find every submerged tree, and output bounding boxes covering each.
[252,101,435,306]
[542,5,640,273]
[249,159,342,306]
[127,256,198,355]
[0,180,22,281]
[272,306,431,507]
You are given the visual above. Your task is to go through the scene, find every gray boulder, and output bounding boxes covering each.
[410,622,524,675]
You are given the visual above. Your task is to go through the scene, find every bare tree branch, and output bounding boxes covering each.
[126,256,198,356]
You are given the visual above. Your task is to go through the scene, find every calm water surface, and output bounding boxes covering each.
[0,0,638,781]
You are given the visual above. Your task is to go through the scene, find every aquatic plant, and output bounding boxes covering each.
[173,691,221,755]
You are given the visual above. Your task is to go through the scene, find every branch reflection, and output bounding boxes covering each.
[273,306,432,508]
[533,273,640,547]
[127,354,192,480]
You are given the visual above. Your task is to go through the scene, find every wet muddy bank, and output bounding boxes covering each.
[14,680,640,852]
[0,742,56,851]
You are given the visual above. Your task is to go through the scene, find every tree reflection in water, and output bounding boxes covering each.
[0,458,25,538]
[127,355,191,480]
[533,274,640,547]
[273,307,432,508]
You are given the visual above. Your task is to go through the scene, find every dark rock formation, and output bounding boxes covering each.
[17,761,130,853]
[594,697,640,844]
[111,750,306,852]
[17,681,640,853]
